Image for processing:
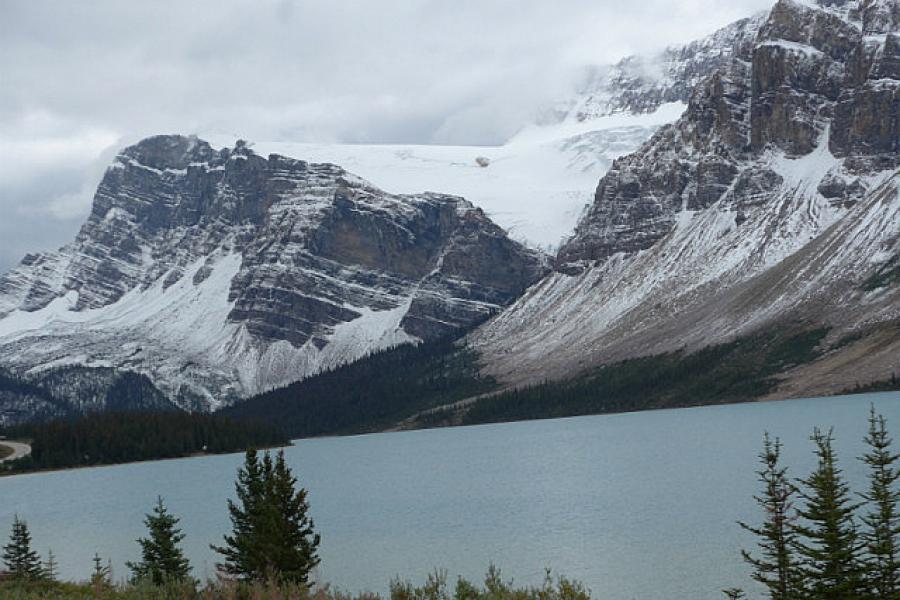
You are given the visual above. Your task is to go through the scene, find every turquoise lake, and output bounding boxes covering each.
[3,391,900,599]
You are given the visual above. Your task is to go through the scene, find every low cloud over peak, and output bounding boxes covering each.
[0,0,773,272]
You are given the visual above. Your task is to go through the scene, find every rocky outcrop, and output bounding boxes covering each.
[0,136,547,410]
[555,54,756,264]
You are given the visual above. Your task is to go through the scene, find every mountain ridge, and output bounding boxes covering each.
[543,12,767,124]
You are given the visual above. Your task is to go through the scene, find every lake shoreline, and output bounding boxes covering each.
[388,385,900,436]
[0,441,293,479]
[3,387,897,478]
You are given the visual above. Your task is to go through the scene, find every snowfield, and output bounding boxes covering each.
[204,103,685,253]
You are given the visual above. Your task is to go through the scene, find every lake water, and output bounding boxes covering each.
[2,391,900,600]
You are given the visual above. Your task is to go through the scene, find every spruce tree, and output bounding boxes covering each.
[860,407,900,599]
[212,449,320,584]
[44,548,58,582]
[126,496,192,585]
[91,553,112,590]
[794,428,865,600]
[267,449,321,585]
[212,448,270,580]
[740,434,803,600]
[2,515,43,580]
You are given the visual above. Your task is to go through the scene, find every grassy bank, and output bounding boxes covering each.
[0,567,590,600]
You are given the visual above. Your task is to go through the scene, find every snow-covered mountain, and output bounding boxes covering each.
[0,136,547,412]
[473,0,899,398]
[209,104,682,255]
[4,2,893,421]
[0,16,765,419]
[543,12,765,123]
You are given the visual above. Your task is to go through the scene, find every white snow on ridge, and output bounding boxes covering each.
[0,252,243,354]
[768,129,841,192]
[506,102,685,147]
[758,40,825,56]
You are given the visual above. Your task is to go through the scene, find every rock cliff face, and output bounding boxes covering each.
[474,0,899,397]
[557,0,898,266]
[0,136,547,410]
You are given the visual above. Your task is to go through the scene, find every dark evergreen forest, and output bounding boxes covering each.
[222,337,496,437]
[442,327,834,427]
[2,412,288,473]
[5,324,895,461]
[225,326,860,437]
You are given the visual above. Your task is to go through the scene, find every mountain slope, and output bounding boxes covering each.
[472,0,900,399]
[4,5,889,422]
[0,136,547,411]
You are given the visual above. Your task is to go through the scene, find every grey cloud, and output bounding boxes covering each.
[0,0,773,273]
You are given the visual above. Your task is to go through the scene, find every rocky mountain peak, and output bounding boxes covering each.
[120,134,217,172]
[556,0,898,266]
[544,13,766,124]
[811,0,899,33]
[857,0,900,34]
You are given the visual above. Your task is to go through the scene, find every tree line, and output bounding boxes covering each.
[733,407,900,599]
[0,367,179,427]
[224,327,840,439]
[3,448,592,600]
[5,449,586,600]
[2,411,288,473]
[222,336,496,438]
[3,449,320,592]
[418,328,832,428]
[6,404,900,599]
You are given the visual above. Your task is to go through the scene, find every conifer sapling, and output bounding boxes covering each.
[126,496,192,585]
[44,548,58,582]
[2,515,43,581]
[794,428,865,600]
[212,448,320,584]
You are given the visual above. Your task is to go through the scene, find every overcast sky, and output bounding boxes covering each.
[0,0,772,273]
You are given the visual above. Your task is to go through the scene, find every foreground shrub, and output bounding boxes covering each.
[0,566,592,600]
[390,566,590,600]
